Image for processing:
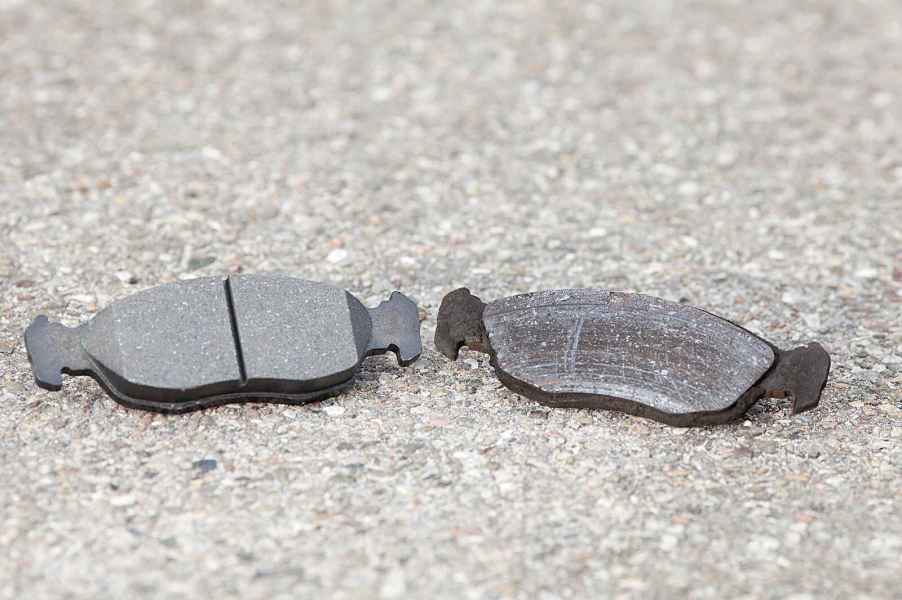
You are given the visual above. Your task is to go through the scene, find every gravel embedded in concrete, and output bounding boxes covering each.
[1,1,900,598]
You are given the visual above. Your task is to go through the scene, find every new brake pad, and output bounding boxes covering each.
[435,288,830,426]
[24,274,422,413]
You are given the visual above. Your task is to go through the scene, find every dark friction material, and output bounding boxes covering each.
[484,289,775,415]
[434,287,829,426]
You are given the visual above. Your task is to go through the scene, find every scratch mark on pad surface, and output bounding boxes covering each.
[566,315,585,372]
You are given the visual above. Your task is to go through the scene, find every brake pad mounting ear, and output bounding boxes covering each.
[435,288,830,427]
[24,274,423,413]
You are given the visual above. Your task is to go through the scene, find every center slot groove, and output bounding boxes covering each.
[224,276,248,385]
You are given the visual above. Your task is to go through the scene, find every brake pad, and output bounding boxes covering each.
[435,288,830,426]
[24,274,422,413]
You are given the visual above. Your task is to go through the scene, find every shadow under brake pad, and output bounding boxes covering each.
[24,275,422,413]
[435,288,830,426]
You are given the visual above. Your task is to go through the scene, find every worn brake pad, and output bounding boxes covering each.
[435,288,830,426]
[24,274,422,413]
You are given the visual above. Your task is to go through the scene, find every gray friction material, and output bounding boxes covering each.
[228,274,369,386]
[483,289,776,415]
[82,277,241,393]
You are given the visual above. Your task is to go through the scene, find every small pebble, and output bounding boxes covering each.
[324,405,346,417]
[110,494,136,508]
[327,249,348,263]
[115,271,139,284]
[192,459,218,474]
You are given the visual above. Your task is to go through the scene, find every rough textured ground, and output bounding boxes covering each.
[1,1,900,598]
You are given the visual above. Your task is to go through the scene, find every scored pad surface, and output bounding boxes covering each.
[484,289,775,415]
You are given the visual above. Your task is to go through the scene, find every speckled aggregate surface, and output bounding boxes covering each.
[0,1,900,599]
[484,289,775,415]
